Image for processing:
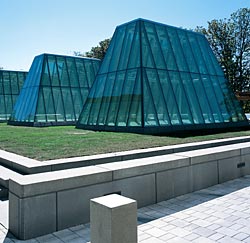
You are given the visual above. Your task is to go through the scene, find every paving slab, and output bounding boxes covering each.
[2,176,250,242]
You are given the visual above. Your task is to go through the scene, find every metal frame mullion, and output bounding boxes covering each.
[14,71,28,121]
[9,72,14,111]
[138,23,161,126]
[114,22,138,126]
[35,56,47,122]
[0,72,7,119]
[150,25,183,125]
[150,24,176,125]
[95,74,110,124]
[71,57,84,119]
[104,24,130,126]
[0,71,6,118]
[79,59,89,88]
[169,29,196,124]
[143,69,160,126]
[85,77,101,125]
[139,20,145,127]
[178,31,206,124]
[165,27,194,124]
[64,57,77,121]
[203,38,232,121]
[88,60,97,86]
[73,58,84,104]
[142,32,171,125]
[195,42,225,122]
[126,69,140,126]
[155,27,183,125]
[194,33,228,122]
[94,29,120,126]
[46,55,58,122]
[55,57,67,122]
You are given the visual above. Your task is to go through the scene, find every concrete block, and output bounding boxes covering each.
[239,142,250,155]
[218,157,243,183]
[178,145,241,165]
[9,192,19,238]
[99,154,189,180]
[9,166,112,198]
[112,174,156,208]
[57,173,155,230]
[176,149,217,165]
[57,182,112,230]
[156,166,192,202]
[90,194,137,243]
[191,161,218,191]
[0,165,22,188]
[9,192,57,240]
[241,154,250,175]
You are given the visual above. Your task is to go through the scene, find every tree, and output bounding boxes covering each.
[74,38,111,60]
[195,8,250,93]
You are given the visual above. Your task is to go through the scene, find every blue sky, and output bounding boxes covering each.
[1,0,249,71]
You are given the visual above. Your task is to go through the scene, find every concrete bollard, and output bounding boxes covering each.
[90,194,137,243]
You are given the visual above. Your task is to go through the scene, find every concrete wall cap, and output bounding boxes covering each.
[91,194,136,208]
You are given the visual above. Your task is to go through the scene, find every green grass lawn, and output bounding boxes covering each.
[0,123,250,161]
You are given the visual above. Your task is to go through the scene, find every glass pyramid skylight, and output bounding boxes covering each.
[8,54,100,126]
[0,70,27,122]
[76,18,248,134]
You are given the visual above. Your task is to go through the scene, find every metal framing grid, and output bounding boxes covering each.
[8,54,100,126]
[76,18,248,134]
[0,70,27,122]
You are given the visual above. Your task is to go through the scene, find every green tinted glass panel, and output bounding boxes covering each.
[167,27,189,72]
[180,72,204,124]
[117,22,136,70]
[77,18,247,133]
[9,54,100,125]
[143,22,166,69]
[109,26,127,72]
[191,73,215,123]
[127,70,142,127]
[157,70,182,125]
[169,71,193,124]
[97,73,117,125]
[155,25,178,71]
[201,75,224,123]
[144,69,170,126]
[0,70,27,121]
[116,70,138,126]
[127,22,140,69]
[106,72,126,126]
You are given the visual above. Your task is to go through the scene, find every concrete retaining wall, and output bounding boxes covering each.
[8,142,250,240]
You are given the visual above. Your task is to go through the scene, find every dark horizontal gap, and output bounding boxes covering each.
[100,67,224,78]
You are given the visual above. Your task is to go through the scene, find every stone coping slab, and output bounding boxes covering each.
[97,154,189,180]
[1,136,250,176]
[0,165,21,188]
[0,150,51,174]
[176,142,250,165]
[9,140,250,198]
[9,166,112,198]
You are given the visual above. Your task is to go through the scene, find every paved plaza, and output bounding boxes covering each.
[2,176,250,242]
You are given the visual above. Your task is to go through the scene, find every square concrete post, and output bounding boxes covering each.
[90,194,137,243]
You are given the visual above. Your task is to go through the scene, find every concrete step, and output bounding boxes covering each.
[0,165,22,188]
